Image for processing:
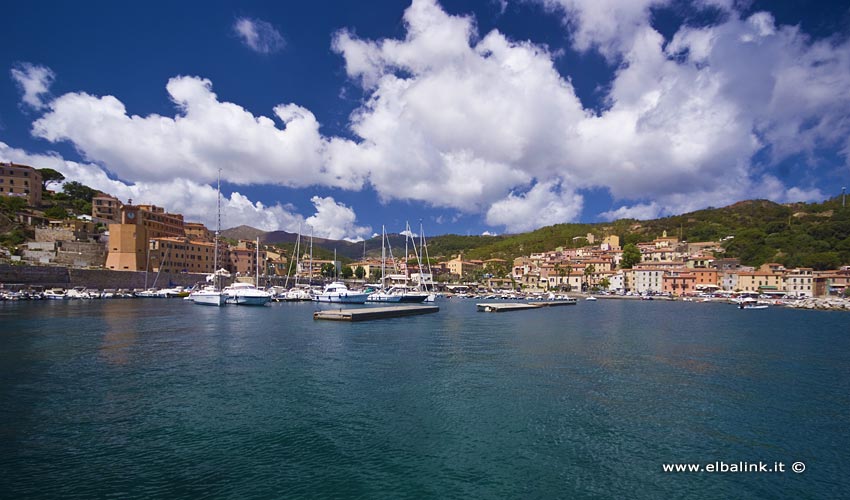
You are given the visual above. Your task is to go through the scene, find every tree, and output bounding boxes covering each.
[0,196,27,213]
[341,266,354,279]
[621,243,641,269]
[38,168,65,191]
[599,277,611,291]
[583,264,596,291]
[321,263,336,278]
[43,205,68,219]
[355,266,366,279]
[62,181,97,202]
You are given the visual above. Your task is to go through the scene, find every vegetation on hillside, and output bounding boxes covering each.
[406,198,850,269]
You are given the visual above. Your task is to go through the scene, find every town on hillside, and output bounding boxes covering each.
[1,161,850,299]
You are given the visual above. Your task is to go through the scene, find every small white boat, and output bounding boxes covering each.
[283,285,314,301]
[314,281,369,304]
[223,282,272,306]
[368,285,428,303]
[738,298,768,310]
[42,288,67,300]
[585,296,597,301]
[189,285,227,306]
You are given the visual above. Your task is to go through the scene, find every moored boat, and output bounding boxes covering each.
[314,281,369,304]
[224,282,272,306]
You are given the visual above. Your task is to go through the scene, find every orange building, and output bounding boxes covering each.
[662,270,697,295]
[228,240,268,278]
[92,194,123,223]
[149,237,225,274]
[105,204,187,271]
[693,269,720,289]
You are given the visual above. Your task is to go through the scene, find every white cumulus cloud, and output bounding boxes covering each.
[304,196,372,242]
[0,142,370,241]
[14,0,850,234]
[233,17,285,54]
[485,180,583,233]
[10,62,55,109]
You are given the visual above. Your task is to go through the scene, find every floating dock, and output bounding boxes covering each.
[313,305,440,322]
[476,300,577,312]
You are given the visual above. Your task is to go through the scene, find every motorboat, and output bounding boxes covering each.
[189,285,227,306]
[368,285,428,303]
[223,282,272,306]
[42,288,67,300]
[739,298,768,310]
[313,281,369,304]
[283,285,314,301]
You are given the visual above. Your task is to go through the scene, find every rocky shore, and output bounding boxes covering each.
[783,297,850,311]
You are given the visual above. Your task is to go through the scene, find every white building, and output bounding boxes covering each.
[633,268,664,294]
[784,268,814,297]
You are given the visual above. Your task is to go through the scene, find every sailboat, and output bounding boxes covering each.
[283,226,313,301]
[368,226,403,303]
[368,224,428,303]
[189,171,227,306]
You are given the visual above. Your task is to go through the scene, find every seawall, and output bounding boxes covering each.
[0,264,211,290]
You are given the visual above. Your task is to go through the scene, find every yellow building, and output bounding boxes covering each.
[736,271,784,293]
[445,254,483,277]
[0,162,42,206]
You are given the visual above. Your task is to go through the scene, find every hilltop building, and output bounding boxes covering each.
[0,162,42,206]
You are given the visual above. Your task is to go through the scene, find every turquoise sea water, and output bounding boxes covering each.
[1,298,849,499]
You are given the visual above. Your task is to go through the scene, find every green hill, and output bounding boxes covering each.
[414,198,850,270]
[254,197,849,270]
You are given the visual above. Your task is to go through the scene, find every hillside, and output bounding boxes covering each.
[221,197,850,269]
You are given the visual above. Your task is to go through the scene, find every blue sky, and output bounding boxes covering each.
[2,0,849,240]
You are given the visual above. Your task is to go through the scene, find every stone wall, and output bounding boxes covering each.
[0,264,222,290]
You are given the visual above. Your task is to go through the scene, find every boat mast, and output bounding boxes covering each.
[404,222,409,285]
[421,220,434,292]
[214,169,221,291]
[255,236,260,287]
[309,226,313,287]
[285,224,300,289]
[381,225,386,291]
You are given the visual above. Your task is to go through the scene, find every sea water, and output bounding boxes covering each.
[1,298,848,498]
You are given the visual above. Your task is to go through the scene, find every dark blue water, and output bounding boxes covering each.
[1,298,849,499]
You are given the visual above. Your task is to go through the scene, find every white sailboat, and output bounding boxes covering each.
[190,171,227,306]
[283,226,314,301]
[368,226,401,303]
[368,224,429,303]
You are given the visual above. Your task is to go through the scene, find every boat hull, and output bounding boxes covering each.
[315,293,369,304]
[191,291,227,306]
[232,294,271,306]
